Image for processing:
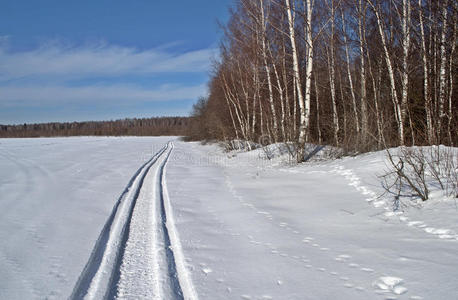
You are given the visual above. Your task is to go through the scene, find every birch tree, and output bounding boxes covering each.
[418,0,433,143]
[326,0,340,146]
[437,0,448,141]
[367,0,405,145]
[285,0,307,158]
[400,0,411,144]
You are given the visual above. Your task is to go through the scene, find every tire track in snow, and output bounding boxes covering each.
[157,143,184,299]
[70,144,168,299]
[71,142,197,300]
[114,142,197,300]
[159,142,199,300]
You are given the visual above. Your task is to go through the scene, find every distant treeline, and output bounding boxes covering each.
[0,117,191,138]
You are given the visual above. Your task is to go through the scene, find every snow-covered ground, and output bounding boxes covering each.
[0,137,457,299]
[0,137,171,299]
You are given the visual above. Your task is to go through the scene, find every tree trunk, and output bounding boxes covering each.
[400,0,411,145]
[357,0,368,143]
[260,0,279,142]
[418,0,433,144]
[342,7,360,136]
[285,0,308,160]
[327,0,339,146]
[368,0,404,145]
[437,0,448,142]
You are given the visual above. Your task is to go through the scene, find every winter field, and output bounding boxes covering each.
[0,137,457,300]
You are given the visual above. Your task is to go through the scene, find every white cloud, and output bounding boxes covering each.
[0,42,216,81]
[0,83,207,107]
[0,41,212,122]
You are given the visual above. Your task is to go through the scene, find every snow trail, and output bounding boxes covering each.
[71,142,196,300]
[71,144,167,299]
[161,143,199,300]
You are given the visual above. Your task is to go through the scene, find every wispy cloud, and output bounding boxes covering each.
[0,41,213,122]
[0,42,216,81]
[0,83,207,108]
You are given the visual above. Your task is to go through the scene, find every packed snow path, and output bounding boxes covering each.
[71,142,196,300]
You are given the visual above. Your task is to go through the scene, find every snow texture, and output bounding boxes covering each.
[1,137,457,299]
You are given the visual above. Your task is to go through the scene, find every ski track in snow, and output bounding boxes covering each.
[70,142,196,300]
[330,165,458,242]
[219,170,425,300]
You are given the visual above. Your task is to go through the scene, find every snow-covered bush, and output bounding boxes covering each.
[381,146,457,205]
[223,139,260,152]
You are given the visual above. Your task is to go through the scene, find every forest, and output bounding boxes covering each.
[189,0,457,161]
[0,117,190,138]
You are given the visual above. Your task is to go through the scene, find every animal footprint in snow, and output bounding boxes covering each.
[361,267,374,273]
[335,254,351,262]
[372,276,408,295]
[348,263,359,268]
[302,236,314,243]
[407,221,424,227]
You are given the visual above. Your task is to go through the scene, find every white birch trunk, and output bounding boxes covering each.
[437,0,448,141]
[327,0,339,146]
[447,2,456,145]
[368,0,404,145]
[220,74,241,140]
[418,0,433,143]
[270,49,287,141]
[314,75,322,144]
[357,0,368,142]
[400,0,411,144]
[259,0,278,141]
[285,0,307,151]
[303,0,314,144]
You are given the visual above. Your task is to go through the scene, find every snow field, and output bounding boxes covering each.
[165,141,457,299]
[1,137,457,299]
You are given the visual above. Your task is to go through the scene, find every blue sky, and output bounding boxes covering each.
[0,0,232,124]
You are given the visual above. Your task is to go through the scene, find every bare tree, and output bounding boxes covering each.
[367,0,405,145]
